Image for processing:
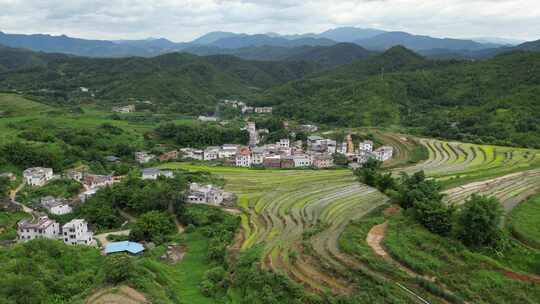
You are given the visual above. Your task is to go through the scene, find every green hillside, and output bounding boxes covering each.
[260,48,540,148]
[0,45,318,115]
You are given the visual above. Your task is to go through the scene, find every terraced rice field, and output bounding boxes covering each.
[161,164,388,294]
[443,168,540,212]
[393,138,540,186]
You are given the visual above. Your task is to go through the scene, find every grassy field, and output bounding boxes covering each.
[136,231,219,304]
[508,193,540,249]
[384,214,540,304]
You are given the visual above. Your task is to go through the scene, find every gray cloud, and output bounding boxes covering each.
[0,0,538,41]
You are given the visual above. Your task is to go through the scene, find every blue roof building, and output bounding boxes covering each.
[104,241,145,255]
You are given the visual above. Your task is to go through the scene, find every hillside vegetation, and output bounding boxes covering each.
[260,47,540,148]
[0,46,318,115]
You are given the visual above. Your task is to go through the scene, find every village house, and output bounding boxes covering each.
[17,216,60,242]
[278,138,290,149]
[312,154,334,169]
[79,188,97,203]
[219,144,239,159]
[373,146,394,162]
[299,124,318,132]
[254,107,273,114]
[62,219,94,246]
[142,168,174,180]
[326,139,337,154]
[251,147,266,165]
[186,183,225,206]
[204,146,220,161]
[293,155,312,168]
[263,155,282,168]
[159,150,179,162]
[80,87,89,92]
[23,167,54,187]
[135,151,155,164]
[112,105,136,113]
[82,174,113,189]
[281,156,295,168]
[359,140,374,153]
[198,116,218,122]
[41,196,72,215]
[180,148,203,160]
[235,147,252,167]
[65,169,84,182]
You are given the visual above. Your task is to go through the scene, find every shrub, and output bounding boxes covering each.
[457,195,503,247]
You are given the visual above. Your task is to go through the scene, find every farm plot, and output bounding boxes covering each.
[443,168,540,212]
[161,164,389,295]
[393,138,540,187]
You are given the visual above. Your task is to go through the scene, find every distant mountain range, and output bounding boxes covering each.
[0,28,538,61]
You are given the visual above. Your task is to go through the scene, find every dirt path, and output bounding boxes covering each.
[9,183,35,219]
[94,230,131,247]
[86,286,148,304]
[366,222,420,278]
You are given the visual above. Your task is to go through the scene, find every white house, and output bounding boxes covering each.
[180,148,204,160]
[65,169,83,182]
[325,139,337,154]
[61,219,94,246]
[186,183,225,206]
[17,216,60,242]
[251,147,266,165]
[219,144,238,159]
[293,155,312,168]
[235,147,252,167]
[112,105,135,113]
[359,140,374,153]
[23,167,54,187]
[198,116,218,122]
[41,196,72,215]
[142,168,174,180]
[373,146,394,162]
[204,147,220,161]
[79,188,97,202]
[254,107,273,114]
[278,139,290,149]
[135,151,155,164]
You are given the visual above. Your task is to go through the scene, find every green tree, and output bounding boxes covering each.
[457,195,503,247]
[129,211,176,244]
[104,254,134,284]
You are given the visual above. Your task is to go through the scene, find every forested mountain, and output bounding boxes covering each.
[0,31,157,57]
[0,29,514,59]
[259,48,540,148]
[355,31,499,51]
[0,45,319,114]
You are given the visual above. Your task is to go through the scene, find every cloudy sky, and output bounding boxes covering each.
[0,0,539,42]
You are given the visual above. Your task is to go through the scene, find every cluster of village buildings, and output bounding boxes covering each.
[17,216,94,246]
[221,99,273,114]
[178,122,393,169]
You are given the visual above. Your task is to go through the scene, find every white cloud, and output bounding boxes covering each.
[0,0,538,41]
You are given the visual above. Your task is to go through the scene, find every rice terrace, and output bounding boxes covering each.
[162,135,540,303]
